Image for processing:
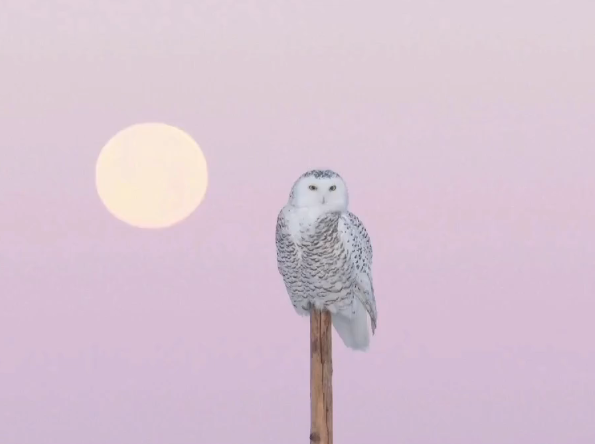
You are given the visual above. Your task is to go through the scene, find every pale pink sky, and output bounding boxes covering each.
[1,1,595,443]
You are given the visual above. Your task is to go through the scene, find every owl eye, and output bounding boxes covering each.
[329,185,337,191]
[308,185,318,191]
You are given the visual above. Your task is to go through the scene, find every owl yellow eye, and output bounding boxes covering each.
[308,185,317,191]
[329,185,337,191]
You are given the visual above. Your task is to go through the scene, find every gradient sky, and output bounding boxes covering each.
[2,1,595,443]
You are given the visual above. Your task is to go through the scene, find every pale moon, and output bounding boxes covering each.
[95,123,208,229]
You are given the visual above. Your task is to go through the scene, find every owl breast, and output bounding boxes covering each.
[292,210,355,313]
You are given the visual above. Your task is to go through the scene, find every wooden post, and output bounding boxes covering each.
[310,309,333,444]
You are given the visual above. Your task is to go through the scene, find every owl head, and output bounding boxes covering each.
[288,169,349,211]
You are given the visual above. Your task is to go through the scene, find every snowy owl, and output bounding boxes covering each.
[275,169,378,351]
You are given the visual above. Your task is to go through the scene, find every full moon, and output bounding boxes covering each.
[95,123,208,229]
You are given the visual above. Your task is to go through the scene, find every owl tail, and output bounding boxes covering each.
[331,299,370,351]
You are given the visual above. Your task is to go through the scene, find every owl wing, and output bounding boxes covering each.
[275,208,309,315]
[338,211,378,333]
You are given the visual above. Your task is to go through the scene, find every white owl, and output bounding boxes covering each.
[275,169,378,351]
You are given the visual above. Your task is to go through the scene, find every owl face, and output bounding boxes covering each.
[289,170,349,210]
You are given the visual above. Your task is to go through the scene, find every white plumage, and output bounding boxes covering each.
[275,169,378,351]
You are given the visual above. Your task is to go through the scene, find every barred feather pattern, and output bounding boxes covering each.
[276,207,377,333]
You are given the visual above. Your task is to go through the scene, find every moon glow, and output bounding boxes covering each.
[95,123,208,229]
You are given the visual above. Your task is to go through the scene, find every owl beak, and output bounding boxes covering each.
[321,196,326,204]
